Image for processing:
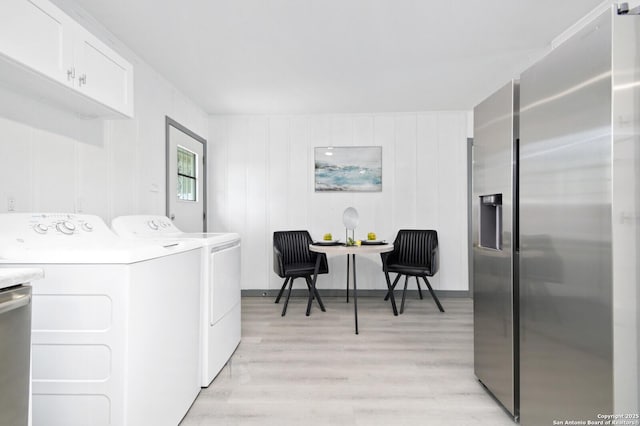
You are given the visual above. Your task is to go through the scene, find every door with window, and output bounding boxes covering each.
[166,117,206,232]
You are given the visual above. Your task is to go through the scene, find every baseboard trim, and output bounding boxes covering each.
[242,289,471,298]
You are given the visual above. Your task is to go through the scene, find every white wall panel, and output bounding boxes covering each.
[353,116,374,147]
[76,140,108,217]
[436,113,468,290]
[416,113,439,227]
[0,118,34,213]
[226,117,249,262]
[288,117,310,229]
[415,113,441,289]
[209,117,229,231]
[374,116,396,244]
[245,117,268,289]
[209,112,469,292]
[134,71,170,215]
[394,114,417,229]
[266,117,289,231]
[107,119,137,219]
[31,128,76,212]
[331,116,353,146]
[266,117,290,290]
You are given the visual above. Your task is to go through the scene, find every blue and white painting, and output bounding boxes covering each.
[315,146,382,192]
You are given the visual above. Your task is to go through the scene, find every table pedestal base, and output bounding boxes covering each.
[308,247,399,335]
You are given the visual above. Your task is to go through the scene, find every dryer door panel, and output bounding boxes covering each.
[210,243,241,325]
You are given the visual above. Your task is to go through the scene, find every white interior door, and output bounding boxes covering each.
[166,117,206,232]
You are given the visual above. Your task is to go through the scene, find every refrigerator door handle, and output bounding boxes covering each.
[513,137,520,253]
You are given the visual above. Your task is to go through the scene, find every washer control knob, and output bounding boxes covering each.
[82,222,93,232]
[56,221,76,235]
[147,220,159,230]
[33,223,48,234]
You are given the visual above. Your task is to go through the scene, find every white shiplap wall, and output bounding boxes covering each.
[209,112,470,292]
[0,56,207,222]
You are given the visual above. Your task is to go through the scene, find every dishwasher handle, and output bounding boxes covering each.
[0,287,32,316]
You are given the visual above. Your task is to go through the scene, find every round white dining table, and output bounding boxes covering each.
[309,243,397,334]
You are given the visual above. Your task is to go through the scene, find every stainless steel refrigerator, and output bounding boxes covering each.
[473,80,519,419]
[519,5,639,425]
[474,5,640,424]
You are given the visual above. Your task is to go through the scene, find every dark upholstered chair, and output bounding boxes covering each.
[273,230,329,316]
[381,229,444,314]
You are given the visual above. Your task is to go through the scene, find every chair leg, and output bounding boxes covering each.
[282,277,295,316]
[422,276,445,312]
[400,275,409,314]
[383,271,398,316]
[306,276,326,312]
[275,277,290,304]
[384,274,402,301]
[304,278,315,300]
[416,276,423,299]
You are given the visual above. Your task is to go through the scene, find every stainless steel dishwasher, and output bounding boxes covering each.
[0,284,32,426]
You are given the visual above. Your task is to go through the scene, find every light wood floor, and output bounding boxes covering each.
[180,295,516,426]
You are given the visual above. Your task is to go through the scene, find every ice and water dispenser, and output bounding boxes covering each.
[479,194,502,250]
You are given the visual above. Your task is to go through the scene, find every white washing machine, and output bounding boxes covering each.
[111,215,241,387]
[0,213,203,426]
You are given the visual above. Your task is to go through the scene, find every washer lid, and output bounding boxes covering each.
[173,232,241,246]
[112,215,182,237]
[112,215,240,245]
[0,238,201,264]
[0,213,201,264]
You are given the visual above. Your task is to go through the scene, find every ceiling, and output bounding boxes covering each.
[64,0,606,115]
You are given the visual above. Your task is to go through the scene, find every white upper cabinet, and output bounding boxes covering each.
[0,0,134,118]
[0,0,73,85]
[72,26,134,117]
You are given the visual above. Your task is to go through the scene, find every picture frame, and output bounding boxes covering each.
[314,146,382,192]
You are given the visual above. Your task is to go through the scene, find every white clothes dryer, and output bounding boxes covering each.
[0,213,202,426]
[111,215,241,387]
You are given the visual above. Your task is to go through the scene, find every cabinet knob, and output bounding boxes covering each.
[78,74,87,86]
[67,67,75,81]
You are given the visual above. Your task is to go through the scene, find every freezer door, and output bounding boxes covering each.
[519,8,613,426]
[473,80,518,417]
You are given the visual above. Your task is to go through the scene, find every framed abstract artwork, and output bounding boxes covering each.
[314,146,382,192]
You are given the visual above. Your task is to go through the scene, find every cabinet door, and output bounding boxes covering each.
[73,25,134,117]
[0,0,73,85]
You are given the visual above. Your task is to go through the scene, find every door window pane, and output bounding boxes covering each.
[177,146,197,201]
